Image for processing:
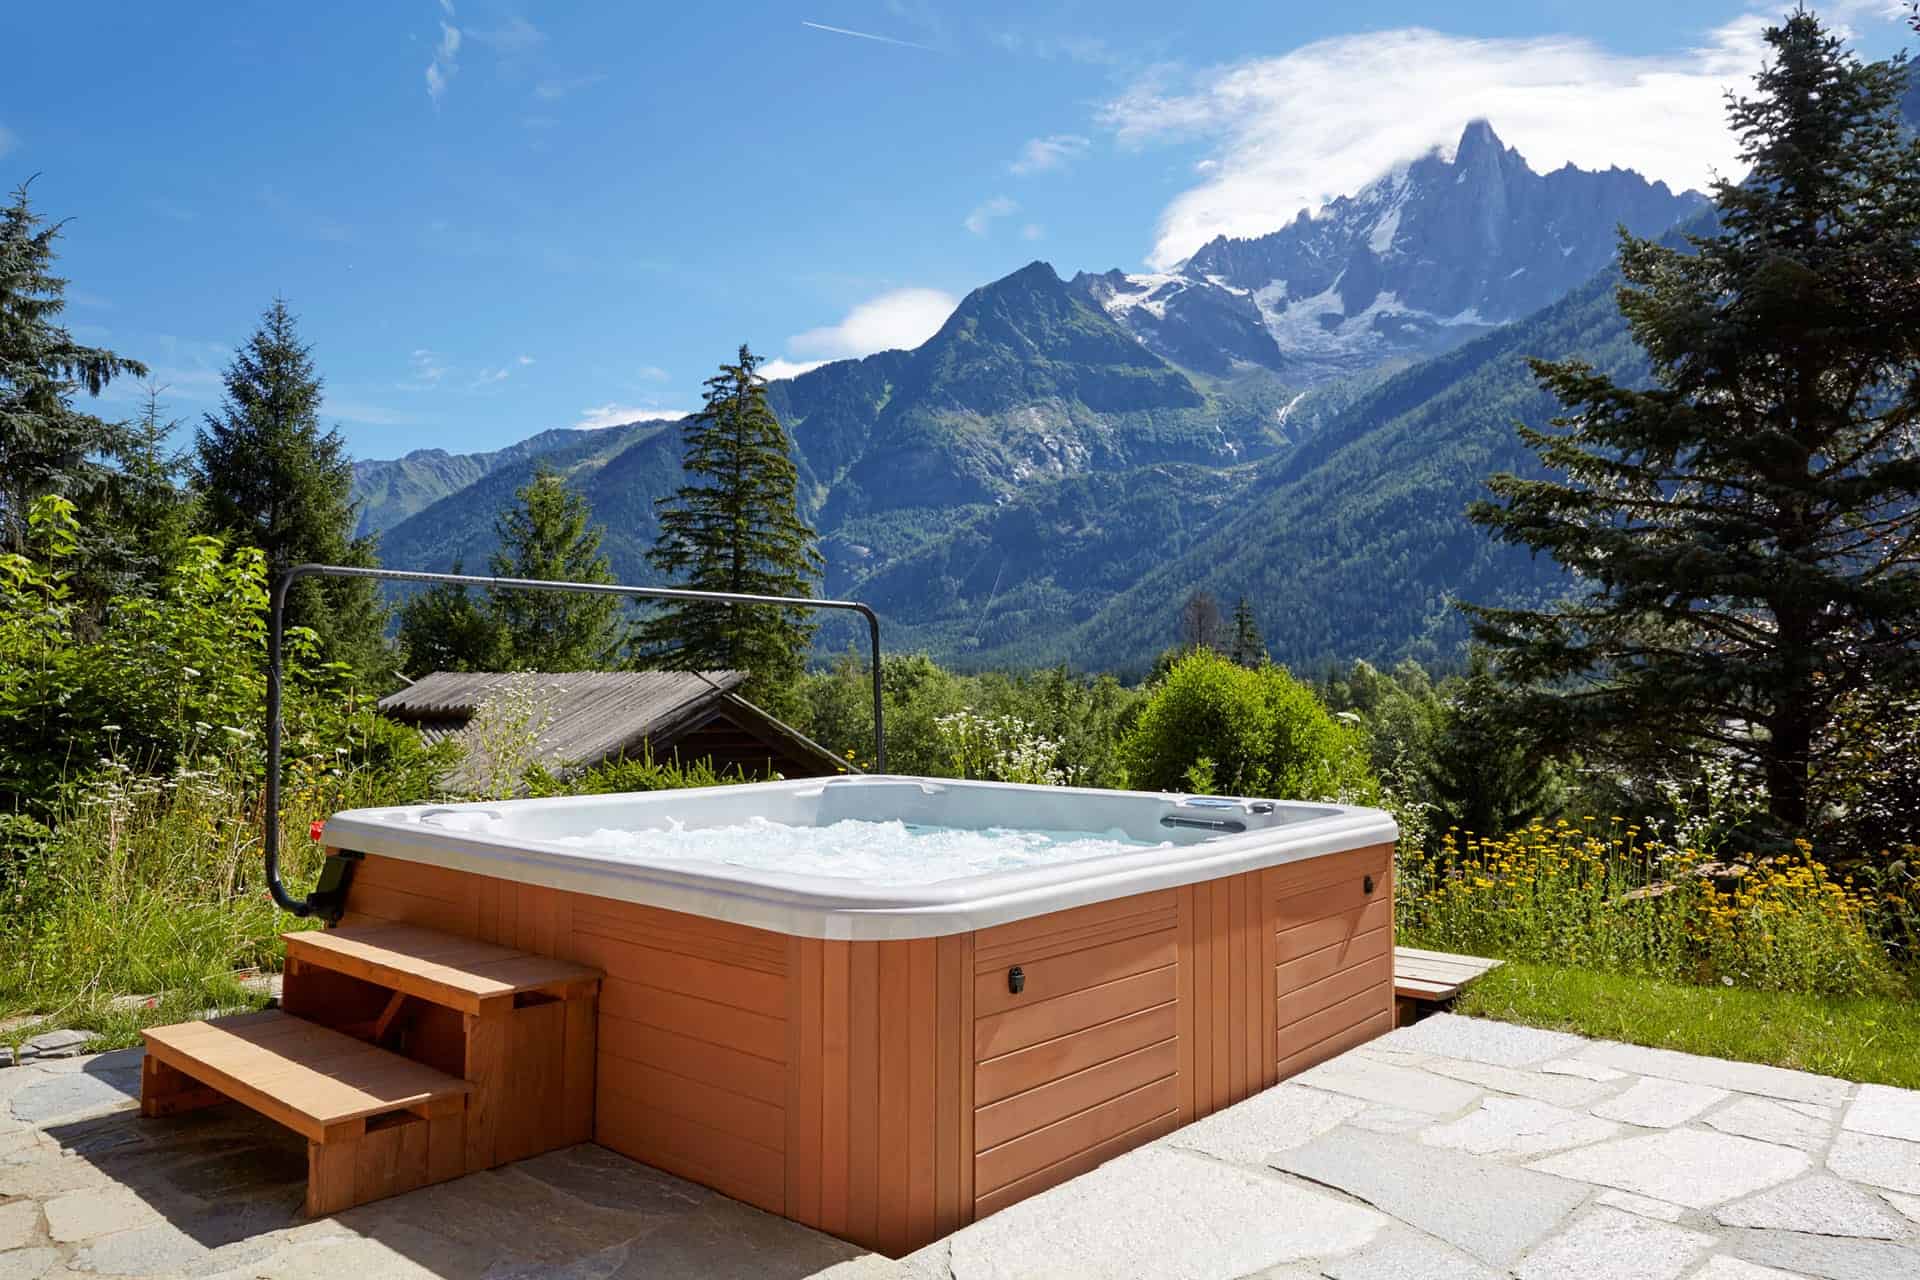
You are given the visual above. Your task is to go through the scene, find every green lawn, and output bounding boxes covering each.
[1456,959,1920,1090]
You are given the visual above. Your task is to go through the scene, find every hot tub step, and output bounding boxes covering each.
[142,1009,472,1214]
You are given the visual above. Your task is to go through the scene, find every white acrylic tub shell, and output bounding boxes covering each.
[321,776,1398,941]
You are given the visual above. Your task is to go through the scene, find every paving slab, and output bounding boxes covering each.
[1316,1225,1501,1279]
[1881,1190,1920,1224]
[1842,1085,1920,1145]
[1528,1130,1810,1208]
[1575,1042,1852,1107]
[1725,1228,1920,1280]
[1157,1082,1364,1164]
[16,1035,92,1064]
[1271,1126,1587,1266]
[1289,1057,1483,1116]
[1419,1056,1616,1108]
[1706,1097,1836,1152]
[1374,1013,1585,1066]
[0,1248,58,1280]
[1715,1176,1912,1239]
[1593,1077,1730,1128]
[1825,1132,1920,1195]
[6,1070,141,1127]
[0,1203,39,1252]
[1541,1057,1627,1082]
[1596,1190,1688,1222]
[1419,1096,1621,1158]
[1511,1206,1715,1280]
[941,1147,1385,1280]
[1693,1257,1811,1279]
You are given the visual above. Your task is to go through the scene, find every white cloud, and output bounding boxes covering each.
[426,20,461,106]
[1020,223,1045,241]
[467,16,546,54]
[789,287,958,360]
[402,348,447,389]
[471,367,511,388]
[759,358,829,381]
[1101,19,1782,268]
[636,364,670,382]
[1010,134,1090,175]
[535,73,605,101]
[575,404,690,430]
[0,125,16,159]
[517,354,535,366]
[964,195,1018,236]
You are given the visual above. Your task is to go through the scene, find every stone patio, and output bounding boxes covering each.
[3,1015,1917,1278]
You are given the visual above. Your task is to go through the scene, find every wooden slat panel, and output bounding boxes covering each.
[1275,925,1392,991]
[1271,876,1385,930]
[600,1054,785,1151]
[597,1013,785,1105]
[571,899,788,975]
[907,938,939,1253]
[787,938,824,1228]
[1277,982,1391,1054]
[1277,1009,1393,1080]
[1262,844,1392,900]
[569,932,786,1020]
[561,994,596,1145]
[974,888,1179,956]
[821,940,851,1237]
[975,1001,1177,1107]
[973,1109,1181,1220]
[597,977,786,1063]
[974,1074,1179,1197]
[847,941,881,1249]
[975,1038,1177,1154]
[935,934,966,1238]
[597,1090,785,1213]
[1276,951,1394,1029]
[974,965,1177,1060]
[1177,884,1195,1123]
[975,904,1180,971]
[498,1000,564,1164]
[974,929,1176,1017]
[876,940,912,1255]
[1274,898,1391,963]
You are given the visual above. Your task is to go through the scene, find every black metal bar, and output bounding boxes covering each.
[265,562,886,918]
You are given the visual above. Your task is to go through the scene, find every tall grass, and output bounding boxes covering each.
[1399,818,1909,998]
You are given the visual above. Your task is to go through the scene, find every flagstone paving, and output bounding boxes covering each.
[3,1014,1918,1277]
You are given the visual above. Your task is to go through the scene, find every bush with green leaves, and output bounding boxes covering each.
[524,746,767,796]
[1121,650,1378,802]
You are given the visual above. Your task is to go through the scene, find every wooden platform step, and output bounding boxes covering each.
[1393,946,1503,1025]
[283,924,600,1014]
[142,1010,472,1214]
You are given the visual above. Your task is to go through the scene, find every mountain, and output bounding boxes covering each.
[1072,120,1704,385]
[351,428,609,538]
[357,121,1728,673]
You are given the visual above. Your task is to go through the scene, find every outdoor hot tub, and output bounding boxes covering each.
[320,776,1397,1255]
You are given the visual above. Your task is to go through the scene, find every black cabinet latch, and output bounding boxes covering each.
[1008,966,1026,995]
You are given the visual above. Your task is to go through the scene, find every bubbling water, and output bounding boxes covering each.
[543,816,1169,885]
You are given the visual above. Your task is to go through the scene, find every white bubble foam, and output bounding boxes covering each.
[543,817,1168,885]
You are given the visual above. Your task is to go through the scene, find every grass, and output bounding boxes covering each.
[2,978,271,1056]
[1457,958,1920,1089]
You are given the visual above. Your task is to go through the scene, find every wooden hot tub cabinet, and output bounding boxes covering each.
[333,840,1393,1256]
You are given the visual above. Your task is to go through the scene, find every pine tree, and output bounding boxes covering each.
[1422,653,1561,842]
[0,181,147,554]
[1466,14,1920,834]
[1229,596,1265,667]
[88,386,197,597]
[486,465,622,670]
[636,344,821,715]
[194,299,388,677]
[396,560,508,676]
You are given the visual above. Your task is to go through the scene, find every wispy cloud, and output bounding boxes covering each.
[0,125,17,160]
[1020,224,1045,242]
[575,404,690,430]
[1010,134,1090,175]
[471,365,513,388]
[990,28,1126,67]
[964,195,1018,236]
[535,73,605,101]
[426,17,462,107]
[1100,19,1792,268]
[400,349,447,390]
[637,365,670,382]
[517,354,535,366]
[800,20,934,52]
[467,16,546,54]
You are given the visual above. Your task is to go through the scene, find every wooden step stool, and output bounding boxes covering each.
[141,924,602,1215]
[1393,945,1503,1026]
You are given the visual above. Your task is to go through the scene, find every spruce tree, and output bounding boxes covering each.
[0,182,147,554]
[1422,653,1561,842]
[1466,14,1920,835]
[637,344,821,715]
[396,560,508,676]
[1177,590,1224,652]
[194,299,387,678]
[1229,596,1265,667]
[487,465,623,670]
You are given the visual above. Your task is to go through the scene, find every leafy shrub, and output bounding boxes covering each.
[933,709,1066,785]
[524,746,766,796]
[1121,649,1378,802]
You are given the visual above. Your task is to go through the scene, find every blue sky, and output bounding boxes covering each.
[6,2,1910,460]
